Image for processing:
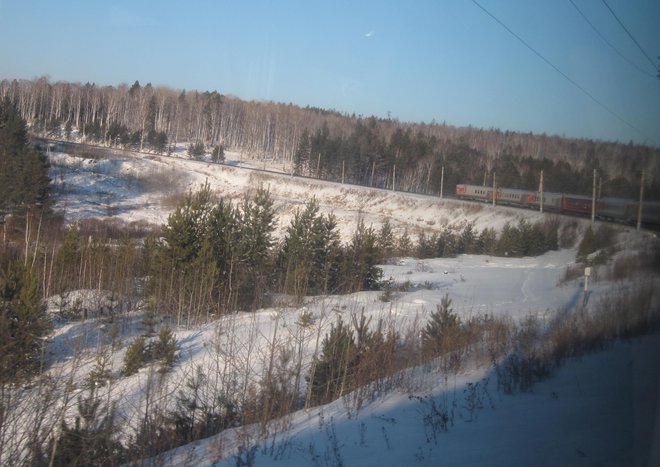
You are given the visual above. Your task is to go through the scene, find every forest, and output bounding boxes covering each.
[1,77,658,200]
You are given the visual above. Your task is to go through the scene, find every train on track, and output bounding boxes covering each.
[455,183,660,227]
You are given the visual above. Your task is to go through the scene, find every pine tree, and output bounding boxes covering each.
[204,198,241,311]
[377,220,396,260]
[0,261,51,383]
[308,319,356,405]
[0,97,50,214]
[235,187,276,310]
[343,219,383,292]
[422,294,464,357]
[293,129,311,176]
[153,327,179,370]
[211,144,225,163]
[122,336,147,376]
[277,199,342,300]
[47,387,125,466]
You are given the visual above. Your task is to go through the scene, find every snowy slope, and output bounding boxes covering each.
[48,146,551,241]
[37,145,659,467]
[155,334,660,467]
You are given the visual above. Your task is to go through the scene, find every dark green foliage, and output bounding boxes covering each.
[152,327,179,369]
[293,129,310,175]
[277,199,343,301]
[47,388,125,466]
[308,311,400,406]
[150,366,239,451]
[149,184,277,318]
[376,220,396,260]
[122,329,179,376]
[476,227,497,255]
[235,187,277,310]
[122,336,147,376]
[457,223,476,254]
[496,219,558,257]
[85,352,112,390]
[211,144,225,163]
[422,294,464,357]
[162,184,214,270]
[146,129,168,153]
[0,97,50,214]
[576,224,615,264]
[343,219,383,292]
[188,141,205,158]
[308,319,355,405]
[0,260,51,383]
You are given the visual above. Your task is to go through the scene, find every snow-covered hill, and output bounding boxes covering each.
[33,145,659,467]
[48,145,550,241]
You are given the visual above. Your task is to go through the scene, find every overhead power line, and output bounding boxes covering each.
[601,0,658,73]
[569,0,656,79]
[470,0,649,141]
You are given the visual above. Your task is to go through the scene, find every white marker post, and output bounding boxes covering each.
[584,266,591,292]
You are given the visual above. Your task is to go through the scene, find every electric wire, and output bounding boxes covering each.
[569,0,656,79]
[601,0,658,73]
[470,0,649,141]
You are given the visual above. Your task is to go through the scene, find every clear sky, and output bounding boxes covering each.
[1,0,659,146]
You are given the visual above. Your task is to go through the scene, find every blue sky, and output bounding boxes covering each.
[1,0,659,146]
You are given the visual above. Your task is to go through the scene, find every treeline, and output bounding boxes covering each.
[2,77,658,199]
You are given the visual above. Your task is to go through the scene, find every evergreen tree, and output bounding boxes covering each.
[187,141,205,159]
[277,199,343,301]
[308,319,355,405]
[343,219,383,292]
[0,261,51,383]
[122,336,147,376]
[376,220,396,260]
[293,129,310,176]
[477,227,497,255]
[47,387,125,466]
[152,327,179,370]
[0,97,50,214]
[422,294,464,356]
[160,183,214,270]
[211,144,225,163]
[235,187,276,310]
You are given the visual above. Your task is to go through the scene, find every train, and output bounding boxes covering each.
[455,184,660,226]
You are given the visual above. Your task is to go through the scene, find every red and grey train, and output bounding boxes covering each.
[455,184,660,226]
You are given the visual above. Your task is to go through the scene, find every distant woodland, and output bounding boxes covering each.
[1,77,658,199]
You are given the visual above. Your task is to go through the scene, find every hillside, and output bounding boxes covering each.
[1,138,658,466]
[48,141,552,241]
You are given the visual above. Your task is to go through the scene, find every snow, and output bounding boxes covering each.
[28,144,660,466]
[47,145,547,241]
[153,334,660,467]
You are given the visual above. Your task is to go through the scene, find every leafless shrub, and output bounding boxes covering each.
[126,168,186,194]
[558,220,579,248]
[608,246,660,281]
[558,263,582,285]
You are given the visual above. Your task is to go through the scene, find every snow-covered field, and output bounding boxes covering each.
[35,146,660,466]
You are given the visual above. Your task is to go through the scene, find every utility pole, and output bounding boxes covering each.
[637,169,645,231]
[539,170,544,213]
[492,172,496,207]
[370,161,376,187]
[440,165,445,199]
[591,168,596,224]
[316,153,321,179]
